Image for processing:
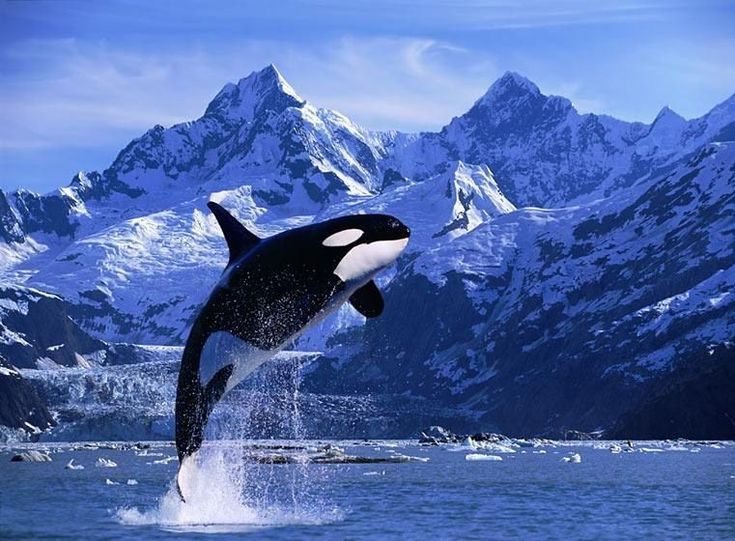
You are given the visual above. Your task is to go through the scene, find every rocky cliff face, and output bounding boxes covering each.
[1,65,733,439]
[0,358,55,439]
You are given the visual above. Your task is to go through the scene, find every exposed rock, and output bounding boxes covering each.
[418,425,461,444]
[563,430,604,441]
[0,357,54,437]
[610,344,735,439]
[10,450,52,462]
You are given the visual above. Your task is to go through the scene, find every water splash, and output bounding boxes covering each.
[116,356,343,532]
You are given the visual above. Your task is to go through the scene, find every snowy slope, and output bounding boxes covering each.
[306,142,735,435]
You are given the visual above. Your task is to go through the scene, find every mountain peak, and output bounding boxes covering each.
[459,71,546,128]
[653,105,685,125]
[204,64,305,123]
[477,71,541,106]
[238,64,302,101]
[467,72,544,121]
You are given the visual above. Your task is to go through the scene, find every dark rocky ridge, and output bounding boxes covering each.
[0,358,55,436]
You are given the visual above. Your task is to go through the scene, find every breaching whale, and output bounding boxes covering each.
[175,202,410,499]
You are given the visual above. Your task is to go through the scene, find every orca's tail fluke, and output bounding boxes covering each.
[176,478,186,502]
[175,453,197,503]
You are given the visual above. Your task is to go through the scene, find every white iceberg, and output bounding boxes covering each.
[465,453,503,461]
[65,459,84,470]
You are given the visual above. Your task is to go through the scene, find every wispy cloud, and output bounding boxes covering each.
[0,36,503,151]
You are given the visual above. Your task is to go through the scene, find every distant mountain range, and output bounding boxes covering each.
[1,65,733,442]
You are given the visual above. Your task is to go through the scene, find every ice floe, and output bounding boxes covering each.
[465,453,503,461]
[150,455,178,465]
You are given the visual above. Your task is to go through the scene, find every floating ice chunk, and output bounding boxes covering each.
[462,437,478,449]
[65,459,84,470]
[151,455,177,465]
[664,445,689,452]
[363,471,385,476]
[609,445,622,454]
[105,478,119,485]
[392,454,429,462]
[639,448,663,453]
[135,450,164,457]
[476,442,517,453]
[127,479,139,485]
[561,453,582,463]
[465,453,503,461]
[96,457,118,468]
[532,450,547,454]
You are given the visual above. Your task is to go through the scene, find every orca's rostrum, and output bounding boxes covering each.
[175,201,410,499]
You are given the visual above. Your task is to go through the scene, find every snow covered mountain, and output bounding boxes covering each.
[386,72,735,207]
[307,142,735,435]
[1,65,733,440]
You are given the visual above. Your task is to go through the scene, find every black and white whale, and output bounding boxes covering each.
[175,202,410,499]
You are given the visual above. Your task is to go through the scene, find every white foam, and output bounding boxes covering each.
[115,447,343,533]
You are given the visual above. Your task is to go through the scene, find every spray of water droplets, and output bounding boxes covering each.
[116,355,344,532]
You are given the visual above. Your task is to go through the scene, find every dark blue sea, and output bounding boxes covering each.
[1,440,733,540]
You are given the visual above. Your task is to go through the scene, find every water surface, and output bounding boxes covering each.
[1,440,733,540]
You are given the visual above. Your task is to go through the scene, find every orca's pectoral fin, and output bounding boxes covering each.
[349,280,384,318]
[207,201,260,266]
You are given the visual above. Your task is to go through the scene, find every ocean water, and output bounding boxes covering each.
[1,440,734,540]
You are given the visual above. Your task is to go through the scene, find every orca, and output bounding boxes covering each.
[175,201,410,499]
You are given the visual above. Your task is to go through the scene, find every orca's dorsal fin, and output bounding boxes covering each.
[349,280,384,318]
[207,202,260,266]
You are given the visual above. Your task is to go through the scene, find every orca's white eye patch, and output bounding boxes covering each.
[322,228,364,247]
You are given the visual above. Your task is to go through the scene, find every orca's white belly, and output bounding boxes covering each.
[198,286,361,396]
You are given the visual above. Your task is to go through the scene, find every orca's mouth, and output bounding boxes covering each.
[384,217,411,241]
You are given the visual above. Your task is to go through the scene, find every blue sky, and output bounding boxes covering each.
[1,0,734,193]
